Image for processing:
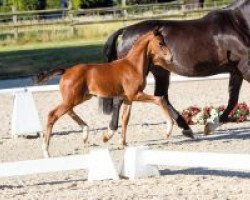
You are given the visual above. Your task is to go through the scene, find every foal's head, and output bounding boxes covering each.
[147,28,173,67]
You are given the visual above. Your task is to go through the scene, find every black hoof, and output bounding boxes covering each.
[182,129,194,139]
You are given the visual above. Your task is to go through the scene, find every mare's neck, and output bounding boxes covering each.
[239,0,250,32]
[125,36,150,77]
[228,0,250,34]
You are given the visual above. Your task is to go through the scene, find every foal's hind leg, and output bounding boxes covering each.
[43,103,72,158]
[68,110,89,143]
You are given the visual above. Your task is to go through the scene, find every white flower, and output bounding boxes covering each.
[193,112,205,125]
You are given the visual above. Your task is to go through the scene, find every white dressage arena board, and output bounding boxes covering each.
[121,146,250,179]
[0,149,119,181]
[11,90,42,137]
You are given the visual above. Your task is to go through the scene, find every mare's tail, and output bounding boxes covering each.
[103,27,124,62]
[100,28,124,115]
[34,69,66,85]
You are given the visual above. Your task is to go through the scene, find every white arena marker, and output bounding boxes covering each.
[120,146,160,179]
[143,150,250,171]
[88,149,119,181]
[0,149,118,181]
[121,146,250,179]
[0,155,88,177]
[11,90,42,137]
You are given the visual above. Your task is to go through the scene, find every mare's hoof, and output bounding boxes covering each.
[182,129,194,139]
[204,123,214,135]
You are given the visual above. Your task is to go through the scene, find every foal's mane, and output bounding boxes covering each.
[124,31,156,58]
[129,32,154,50]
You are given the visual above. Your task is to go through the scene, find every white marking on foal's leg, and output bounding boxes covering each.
[118,132,127,148]
[103,127,115,143]
[42,142,50,158]
[204,116,222,135]
[166,120,174,139]
[119,134,123,146]
[82,125,89,143]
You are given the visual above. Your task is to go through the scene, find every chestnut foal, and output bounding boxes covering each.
[37,29,173,158]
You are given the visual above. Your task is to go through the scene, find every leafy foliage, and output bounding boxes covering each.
[46,0,62,9]
[12,0,39,11]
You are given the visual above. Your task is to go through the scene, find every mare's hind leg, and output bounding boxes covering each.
[43,104,72,158]
[151,66,193,138]
[68,110,89,143]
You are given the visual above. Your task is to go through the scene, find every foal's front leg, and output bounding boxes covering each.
[131,92,174,138]
[120,102,132,147]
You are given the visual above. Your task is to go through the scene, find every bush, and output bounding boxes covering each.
[12,0,39,10]
[71,0,82,9]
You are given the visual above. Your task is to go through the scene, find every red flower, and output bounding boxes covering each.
[218,105,225,112]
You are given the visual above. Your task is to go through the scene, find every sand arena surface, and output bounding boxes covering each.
[0,79,250,199]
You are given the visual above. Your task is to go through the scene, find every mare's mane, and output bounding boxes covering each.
[225,0,248,10]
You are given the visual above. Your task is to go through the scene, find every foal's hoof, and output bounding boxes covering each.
[165,134,172,139]
[102,132,110,143]
[182,129,194,139]
[118,143,128,150]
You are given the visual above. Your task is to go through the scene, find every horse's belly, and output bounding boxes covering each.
[89,83,124,98]
[170,61,228,77]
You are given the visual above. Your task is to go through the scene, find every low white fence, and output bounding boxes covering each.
[121,146,250,179]
[0,149,119,181]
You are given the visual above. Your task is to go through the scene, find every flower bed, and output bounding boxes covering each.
[181,102,250,125]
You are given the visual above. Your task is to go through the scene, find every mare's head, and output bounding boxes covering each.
[147,27,173,68]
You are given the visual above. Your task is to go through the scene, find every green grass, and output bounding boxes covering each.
[0,40,105,79]
[0,22,126,47]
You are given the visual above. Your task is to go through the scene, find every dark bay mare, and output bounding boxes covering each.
[100,0,250,138]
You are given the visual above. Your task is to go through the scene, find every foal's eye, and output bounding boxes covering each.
[159,42,164,46]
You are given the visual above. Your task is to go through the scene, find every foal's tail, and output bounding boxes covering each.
[34,69,66,85]
[103,27,124,62]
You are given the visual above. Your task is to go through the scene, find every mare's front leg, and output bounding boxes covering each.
[204,70,243,134]
[151,66,193,138]
[103,98,123,143]
[131,92,174,138]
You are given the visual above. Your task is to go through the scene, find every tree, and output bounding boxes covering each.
[12,0,39,10]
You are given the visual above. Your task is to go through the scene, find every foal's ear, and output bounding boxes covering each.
[153,26,161,36]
